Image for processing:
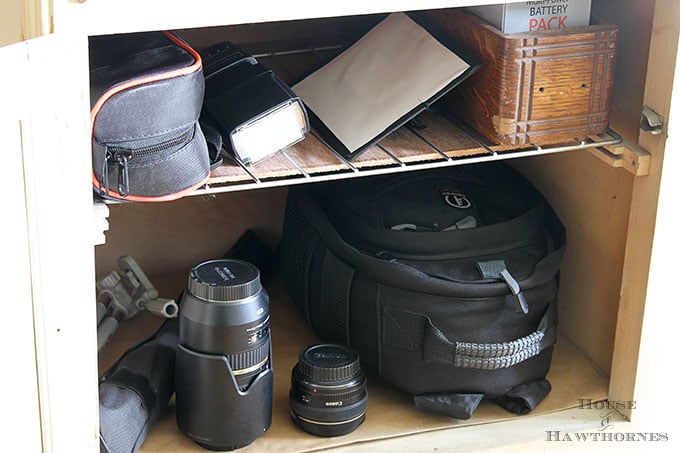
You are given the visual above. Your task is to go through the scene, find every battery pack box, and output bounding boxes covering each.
[467,0,591,34]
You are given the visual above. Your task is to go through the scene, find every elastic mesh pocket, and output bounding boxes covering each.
[281,198,319,320]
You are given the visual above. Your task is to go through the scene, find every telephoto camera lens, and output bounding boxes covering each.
[290,344,368,437]
[175,259,272,450]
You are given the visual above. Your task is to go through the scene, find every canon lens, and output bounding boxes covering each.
[289,344,368,437]
[175,259,272,450]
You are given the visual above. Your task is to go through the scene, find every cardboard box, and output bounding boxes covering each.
[467,0,591,34]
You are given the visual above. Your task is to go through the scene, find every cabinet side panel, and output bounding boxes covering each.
[632,15,680,433]
[592,0,655,141]
[0,117,43,453]
[512,152,633,376]
[609,0,680,420]
[21,34,100,452]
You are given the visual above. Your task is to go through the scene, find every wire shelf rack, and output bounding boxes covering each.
[98,43,624,201]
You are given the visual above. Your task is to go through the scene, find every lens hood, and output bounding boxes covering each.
[176,259,272,450]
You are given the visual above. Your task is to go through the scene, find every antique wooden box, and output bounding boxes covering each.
[422,9,618,146]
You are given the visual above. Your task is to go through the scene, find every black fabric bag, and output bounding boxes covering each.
[280,163,565,419]
[89,31,210,202]
[99,318,178,453]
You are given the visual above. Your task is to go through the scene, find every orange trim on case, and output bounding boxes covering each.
[93,174,210,203]
[91,31,205,200]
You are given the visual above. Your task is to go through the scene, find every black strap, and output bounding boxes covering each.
[383,305,556,370]
[413,379,552,419]
[199,119,224,170]
[491,379,552,414]
[413,393,484,419]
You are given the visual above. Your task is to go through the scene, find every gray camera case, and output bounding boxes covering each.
[89,31,210,202]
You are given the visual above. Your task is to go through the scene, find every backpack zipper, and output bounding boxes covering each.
[99,127,194,197]
[374,233,540,262]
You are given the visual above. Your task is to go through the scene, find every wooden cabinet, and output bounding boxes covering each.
[3,0,679,451]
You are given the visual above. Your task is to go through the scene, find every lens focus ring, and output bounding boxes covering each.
[291,381,365,406]
[289,393,367,423]
[225,331,270,373]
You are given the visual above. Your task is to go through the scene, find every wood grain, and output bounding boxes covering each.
[608,0,679,420]
[421,10,618,146]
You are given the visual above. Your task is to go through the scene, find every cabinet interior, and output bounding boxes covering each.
[95,1,655,450]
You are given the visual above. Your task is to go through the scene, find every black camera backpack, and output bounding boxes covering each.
[280,163,565,419]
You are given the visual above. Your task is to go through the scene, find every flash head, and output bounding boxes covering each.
[201,42,309,165]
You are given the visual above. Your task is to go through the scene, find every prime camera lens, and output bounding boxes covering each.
[289,344,368,437]
[176,259,272,450]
